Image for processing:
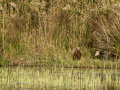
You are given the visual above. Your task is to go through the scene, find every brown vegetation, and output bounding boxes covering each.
[0,0,120,66]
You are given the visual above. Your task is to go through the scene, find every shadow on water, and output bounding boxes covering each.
[0,66,120,90]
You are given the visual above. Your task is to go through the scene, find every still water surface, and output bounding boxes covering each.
[0,66,120,90]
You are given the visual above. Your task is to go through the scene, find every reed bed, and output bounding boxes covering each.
[0,0,120,67]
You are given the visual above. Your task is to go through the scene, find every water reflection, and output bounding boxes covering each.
[0,66,120,90]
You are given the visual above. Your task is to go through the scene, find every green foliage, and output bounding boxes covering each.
[0,56,10,65]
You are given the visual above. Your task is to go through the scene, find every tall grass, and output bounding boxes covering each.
[0,0,120,65]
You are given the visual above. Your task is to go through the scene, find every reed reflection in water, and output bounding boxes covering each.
[0,67,120,90]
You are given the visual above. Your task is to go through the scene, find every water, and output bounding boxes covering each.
[0,66,120,90]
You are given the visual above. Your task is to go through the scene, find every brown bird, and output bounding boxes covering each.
[73,47,81,60]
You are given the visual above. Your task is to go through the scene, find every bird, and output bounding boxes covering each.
[73,47,81,60]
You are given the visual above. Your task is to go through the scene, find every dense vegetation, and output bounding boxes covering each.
[0,0,120,67]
